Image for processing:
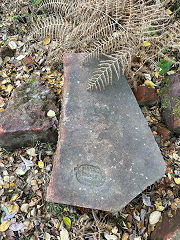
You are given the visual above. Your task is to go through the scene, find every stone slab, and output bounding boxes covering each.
[0,78,59,150]
[47,53,165,211]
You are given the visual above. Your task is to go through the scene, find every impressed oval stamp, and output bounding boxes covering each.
[75,164,105,187]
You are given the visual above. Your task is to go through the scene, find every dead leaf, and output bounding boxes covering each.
[60,227,69,240]
[16,55,26,60]
[149,211,161,225]
[140,209,146,221]
[43,232,51,240]
[7,204,19,213]
[9,223,24,232]
[133,211,140,221]
[174,178,180,185]
[144,80,156,88]
[26,148,36,157]
[47,110,56,118]
[44,36,51,45]
[4,211,17,221]
[21,204,29,213]
[10,193,19,202]
[142,194,152,207]
[171,202,177,211]
[20,155,34,167]
[143,41,151,47]
[8,41,17,49]
[38,160,44,169]
[166,9,172,15]
[104,232,118,240]
[122,233,129,240]
[0,221,11,232]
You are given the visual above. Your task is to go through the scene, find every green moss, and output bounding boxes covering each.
[25,77,36,84]
[159,77,170,109]
[172,99,180,119]
[14,103,21,109]
[161,94,169,109]
[17,89,25,96]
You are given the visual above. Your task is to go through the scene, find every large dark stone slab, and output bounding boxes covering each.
[0,78,59,150]
[47,54,165,211]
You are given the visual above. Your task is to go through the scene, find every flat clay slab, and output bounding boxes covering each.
[47,53,165,212]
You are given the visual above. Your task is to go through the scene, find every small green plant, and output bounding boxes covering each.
[31,0,43,6]
[156,58,175,75]
[47,202,64,217]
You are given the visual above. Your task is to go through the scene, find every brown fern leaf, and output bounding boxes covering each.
[36,0,78,18]
[31,16,72,40]
[87,52,131,91]
[83,30,133,63]
[30,0,179,91]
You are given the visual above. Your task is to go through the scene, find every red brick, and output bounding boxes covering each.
[161,74,180,134]
[133,86,159,106]
[156,123,171,143]
[0,78,59,150]
[151,209,180,240]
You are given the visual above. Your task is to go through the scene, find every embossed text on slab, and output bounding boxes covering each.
[75,164,105,187]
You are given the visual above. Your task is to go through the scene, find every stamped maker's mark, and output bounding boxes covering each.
[75,164,105,187]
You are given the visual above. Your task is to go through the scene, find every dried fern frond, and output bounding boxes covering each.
[87,51,132,91]
[30,0,179,90]
[31,16,71,40]
[36,0,78,18]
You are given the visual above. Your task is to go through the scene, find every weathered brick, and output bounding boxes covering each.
[0,78,59,150]
[151,209,180,240]
[161,73,180,134]
[47,54,165,211]
[133,86,159,106]
[156,123,171,143]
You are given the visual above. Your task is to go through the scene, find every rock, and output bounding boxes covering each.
[133,86,159,106]
[22,56,34,67]
[151,209,180,240]
[160,74,180,134]
[0,46,15,60]
[47,54,165,212]
[156,123,171,143]
[0,78,59,150]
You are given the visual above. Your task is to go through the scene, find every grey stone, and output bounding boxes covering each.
[47,53,165,211]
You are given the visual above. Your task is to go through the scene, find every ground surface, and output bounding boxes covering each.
[0,1,180,240]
